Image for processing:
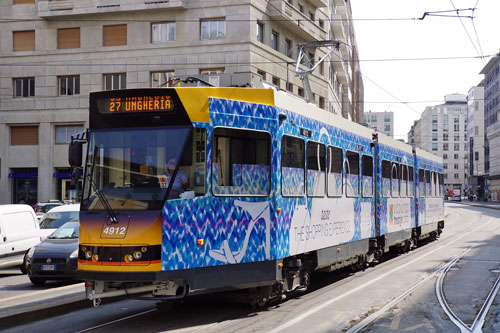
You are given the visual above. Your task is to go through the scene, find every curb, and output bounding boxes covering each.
[453,202,500,211]
[0,293,126,330]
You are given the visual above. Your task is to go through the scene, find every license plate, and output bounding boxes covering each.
[41,265,55,271]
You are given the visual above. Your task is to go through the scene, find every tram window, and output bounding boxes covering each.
[433,172,439,197]
[418,169,425,198]
[408,166,414,197]
[281,135,305,197]
[306,141,326,197]
[212,128,271,196]
[391,162,400,197]
[327,146,342,197]
[425,170,431,197]
[361,155,373,197]
[382,160,391,198]
[400,164,408,198]
[345,151,359,197]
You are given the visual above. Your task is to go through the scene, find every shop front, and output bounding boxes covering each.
[54,168,82,202]
[9,168,38,206]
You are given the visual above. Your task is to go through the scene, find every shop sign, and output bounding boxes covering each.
[8,172,37,179]
[53,170,83,178]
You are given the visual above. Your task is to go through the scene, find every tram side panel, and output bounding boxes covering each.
[278,107,374,268]
[160,98,281,289]
[375,144,415,248]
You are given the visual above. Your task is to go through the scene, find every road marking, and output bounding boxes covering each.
[75,308,156,333]
[0,282,84,304]
[267,217,494,333]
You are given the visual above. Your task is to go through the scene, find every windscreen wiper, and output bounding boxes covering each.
[86,173,118,224]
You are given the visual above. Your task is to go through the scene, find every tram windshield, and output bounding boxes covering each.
[81,126,191,211]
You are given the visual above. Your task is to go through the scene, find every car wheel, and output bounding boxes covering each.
[29,277,46,285]
[20,252,28,274]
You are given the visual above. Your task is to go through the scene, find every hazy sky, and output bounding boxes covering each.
[350,0,498,140]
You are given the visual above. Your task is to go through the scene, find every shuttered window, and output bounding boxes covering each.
[13,30,35,51]
[103,25,127,46]
[58,28,80,49]
[11,126,38,146]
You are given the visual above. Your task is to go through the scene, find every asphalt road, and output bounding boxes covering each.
[1,202,500,333]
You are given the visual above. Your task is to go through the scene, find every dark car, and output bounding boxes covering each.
[26,220,79,285]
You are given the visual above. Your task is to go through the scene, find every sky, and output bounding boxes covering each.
[350,0,498,140]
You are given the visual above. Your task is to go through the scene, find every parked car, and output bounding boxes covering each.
[38,204,80,239]
[34,201,63,221]
[26,220,79,285]
[0,205,41,273]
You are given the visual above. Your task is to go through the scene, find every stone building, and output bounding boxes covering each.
[0,0,364,204]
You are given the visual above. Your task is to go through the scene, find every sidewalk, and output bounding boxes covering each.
[452,200,500,210]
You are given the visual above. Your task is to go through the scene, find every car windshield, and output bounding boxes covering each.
[81,126,191,211]
[39,211,79,229]
[48,221,79,239]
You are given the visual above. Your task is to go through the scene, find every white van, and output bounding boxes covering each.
[0,205,41,273]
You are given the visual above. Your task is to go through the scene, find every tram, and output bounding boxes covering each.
[68,86,444,307]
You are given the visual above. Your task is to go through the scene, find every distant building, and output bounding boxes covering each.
[0,0,364,204]
[480,56,500,202]
[410,94,468,195]
[466,84,486,200]
[363,111,394,138]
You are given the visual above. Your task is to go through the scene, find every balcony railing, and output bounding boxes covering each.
[268,0,327,42]
[38,0,187,17]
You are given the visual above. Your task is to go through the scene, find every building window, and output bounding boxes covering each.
[103,73,126,90]
[319,19,324,29]
[200,18,226,40]
[11,126,38,146]
[443,133,448,141]
[287,82,293,93]
[454,173,459,179]
[256,21,264,43]
[271,31,279,51]
[444,164,448,169]
[257,70,266,81]
[454,134,459,141]
[454,154,459,159]
[443,153,448,159]
[319,96,325,109]
[13,30,35,51]
[272,76,280,88]
[454,143,459,151]
[57,28,80,49]
[319,60,324,75]
[13,77,35,98]
[151,71,174,87]
[58,76,80,96]
[384,125,391,132]
[103,24,127,46]
[308,12,315,21]
[298,3,304,13]
[200,68,224,75]
[432,143,438,151]
[443,143,449,151]
[285,38,292,58]
[55,125,84,144]
[432,133,437,141]
[152,22,175,43]
[298,87,304,97]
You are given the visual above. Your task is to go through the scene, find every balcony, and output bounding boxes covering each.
[308,0,328,8]
[38,0,187,18]
[268,1,327,42]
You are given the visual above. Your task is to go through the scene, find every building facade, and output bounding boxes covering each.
[466,84,486,200]
[480,56,500,201]
[0,0,364,205]
[410,94,468,195]
[363,111,394,138]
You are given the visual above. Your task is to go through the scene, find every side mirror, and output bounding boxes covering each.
[69,141,83,168]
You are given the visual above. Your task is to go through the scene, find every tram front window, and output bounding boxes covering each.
[81,126,191,210]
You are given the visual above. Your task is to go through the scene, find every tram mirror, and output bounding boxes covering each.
[71,167,81,186]
[69,141,83,167]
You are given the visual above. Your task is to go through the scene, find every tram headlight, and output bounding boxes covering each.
[91,254,99,262]
[141,246,148,253]
[85,251,92,259]
[124,254,134,263]
[133,251,142,260]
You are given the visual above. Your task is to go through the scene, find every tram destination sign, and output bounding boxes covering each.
[97,95,174,114]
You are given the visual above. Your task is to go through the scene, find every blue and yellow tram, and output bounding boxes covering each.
[69,87,444,306]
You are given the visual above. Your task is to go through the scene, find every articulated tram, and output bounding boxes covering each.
[69,87,444,307]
